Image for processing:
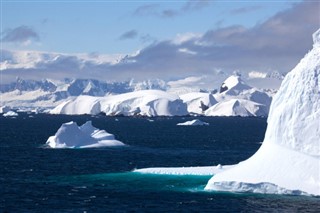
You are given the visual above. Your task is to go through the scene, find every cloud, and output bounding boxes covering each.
[133,0,210,19]
[1,25,39,44]
[133,4,159,16]
[1,1,319,85]
[124,1,320,78]
[119,30,138,40]
[161,9,179,18]
[230,5,263,14]
[182,0,211,11]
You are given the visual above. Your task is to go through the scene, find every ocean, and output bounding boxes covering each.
[1,114,319,212]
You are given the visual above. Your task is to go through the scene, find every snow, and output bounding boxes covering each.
[205,99,268,117]
[3,110,18,117]
[205,29,320,196]
[180,92,217,114]
[177,119,209,126]
[51,90,188,117]
[134,165,234,176]
[219,75,251,95]
[46,121,125,148]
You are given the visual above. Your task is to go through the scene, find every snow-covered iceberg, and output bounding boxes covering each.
[177,119,209,126]
[3,110,18,117]
[205,29,320,196]
[46,121,125,148]
[50,90,188,117]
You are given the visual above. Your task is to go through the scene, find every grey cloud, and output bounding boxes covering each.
[1,25,39,43]
[161,9,179,18]
[119,30,138,40]
[133,0,210,19]
[230,5,263,14]
[124,1,320,78]
[182,0,211,11]
[133,4,159,16]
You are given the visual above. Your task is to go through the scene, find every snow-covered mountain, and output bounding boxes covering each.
[50,90,188,117]
[47,74,272,117]
[204,75,272,117]
[1,73,274,117]
[0,78,168,109]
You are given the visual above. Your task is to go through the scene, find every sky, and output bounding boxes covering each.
[1,0,320,83]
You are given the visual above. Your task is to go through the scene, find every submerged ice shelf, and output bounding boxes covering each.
[46,121,125,148]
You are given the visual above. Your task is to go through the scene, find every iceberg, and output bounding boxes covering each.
[46,121,125,148]
[177,119,209,126]
[205,29,320,196]
[3,110,18,117]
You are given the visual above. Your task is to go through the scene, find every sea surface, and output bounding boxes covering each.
[1,114,319,212]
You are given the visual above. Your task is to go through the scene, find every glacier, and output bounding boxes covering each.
[46,121,125,148]
[48,76,271,117]
[205,29,320,196]
[50,90,188,117]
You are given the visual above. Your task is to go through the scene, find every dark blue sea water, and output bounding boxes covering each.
[1,114,319,212]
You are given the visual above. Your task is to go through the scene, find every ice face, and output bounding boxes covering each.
[264,30,320,156]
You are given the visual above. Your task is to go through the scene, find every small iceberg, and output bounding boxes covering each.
[46,121,125,148]
[177,119,209,126]
[3,111,18,117]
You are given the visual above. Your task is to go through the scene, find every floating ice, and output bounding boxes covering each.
[177,119,209,126]
[46,121,125,148]
[134,165,234,176]
[3,110,18,117]
[205,29,320,196]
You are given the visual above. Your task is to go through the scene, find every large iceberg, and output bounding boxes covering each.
[46,121,125,148]
[205,29,320,196]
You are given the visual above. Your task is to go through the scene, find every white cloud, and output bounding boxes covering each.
[248,71,267,79]
[172,32,202,45]
[178,48,197,55]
